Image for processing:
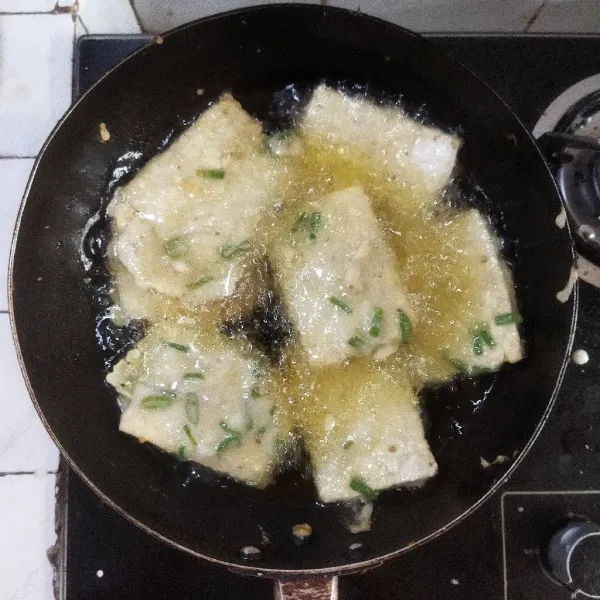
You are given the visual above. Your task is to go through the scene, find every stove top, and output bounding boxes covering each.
[59,33,600,600]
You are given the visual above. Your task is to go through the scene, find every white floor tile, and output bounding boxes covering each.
[336,0,542,32]
[0,14,73,157]
[528,0,600,32]
[131,0,543,33]
[0,314,59,472]
[0,0,56,11]
[131,0,319,32]
[0,474,55,600]
[0,158,35,312]
[78,0,141,34]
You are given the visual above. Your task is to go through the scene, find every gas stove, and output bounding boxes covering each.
[57,33,600,600]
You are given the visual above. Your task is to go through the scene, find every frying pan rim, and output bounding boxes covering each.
[8,2,579,577]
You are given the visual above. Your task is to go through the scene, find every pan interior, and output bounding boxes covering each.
[9,5,575,574]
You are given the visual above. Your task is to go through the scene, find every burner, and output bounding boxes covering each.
[535,79,600,263]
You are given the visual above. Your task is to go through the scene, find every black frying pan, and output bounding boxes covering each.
[9,5,577,598]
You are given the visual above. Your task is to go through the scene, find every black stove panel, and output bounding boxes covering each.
[503,491,600,600]
[64,34,600,600]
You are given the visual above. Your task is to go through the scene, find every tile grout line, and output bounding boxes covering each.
[0,156,37,159]
[128,0,144,32]
[75,13,88,35]
[0,470,58,476]
[524,0,548,32]
[0,11,56,16]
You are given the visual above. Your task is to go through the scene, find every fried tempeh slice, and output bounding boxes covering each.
[301,85,461,196]
[299,360,437,503]
[107,94,282,314]
[271,185,414,366]
[107,318,289,488]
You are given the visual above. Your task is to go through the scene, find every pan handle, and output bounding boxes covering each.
[274,576,339,600]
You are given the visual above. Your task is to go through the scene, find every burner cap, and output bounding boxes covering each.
[546,90,600,261]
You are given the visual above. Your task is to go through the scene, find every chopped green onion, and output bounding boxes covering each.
[343,439,354,450]
[397,310,413,343]
[176,445,187,460]
[197,168,225,179]
[184,393,200,424]
[440,350,468,373]
[186,276,214,290]
[168,342,189,353]
[348,335,365,350]
[250,387,261,399]
[369,307,384,337]
[256,426,267,439]
[473,336,484,356]
[259,134,273,154]
[495,312,523,326]
[293,211,322,241]
[441,350,492,376]
[183,424,197,445]
[251,361,263,379]
[216,435,241,454]
[245,413,254,431]
[349,477,379,501]
[474,324,495,348]
[184,372,204,379]
[140,395,173,410]
[220,239,251,259]
[329,296,352,314]
[163,237,188,259]
[269,405,276,416]
[277,130,293,141]
[219,420,241,438]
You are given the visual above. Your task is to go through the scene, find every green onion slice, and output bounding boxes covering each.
[184,393,200,424]
[216,435,241,454]
[256,426,267,439]
[440,350,468,373]
[397,310,413,343]
[184,372,204,379]
[220,239,251,259]
[474,324,495,348]
[259,134,272,154]
[369,307,384,337]
[349,477,379,501]
[183,424,197,445]
[140,395,173,410]
[176,445,187,460]
[293,211,322,241]
[495,312,523,326]
[168,342,189,352]
[186,276,214,290]
[197,168,225,179]
[163,237,188,259]
[473,335,484,356]
[441,349,493,376]
[348,335,365,350]
[245,414,254,432]
[343,439,354,450]
[250,387,261,399]
[217,420,243,453]
[329,296,352,314]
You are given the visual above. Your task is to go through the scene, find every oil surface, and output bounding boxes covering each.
[248,135,493,466]
[86,86,509,499]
